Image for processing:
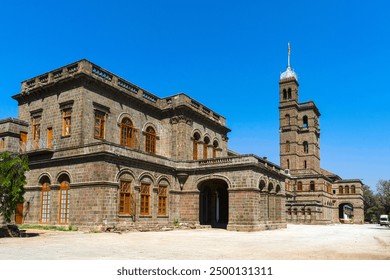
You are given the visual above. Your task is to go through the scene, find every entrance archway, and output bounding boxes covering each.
[339,203,353,222]
[198,179,228,228]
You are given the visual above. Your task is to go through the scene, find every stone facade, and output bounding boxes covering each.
[1,59,287,231]
[0,56,364,230]
[279,60,364,224]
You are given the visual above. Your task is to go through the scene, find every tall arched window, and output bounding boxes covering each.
[158,183,168,216]
[339,185,344,194]
[193,132,200,160]
[310,181,315,191]
[140,183,151,215]
[303,115,308,128]
[203,137,210,159]
[212,140,219,158]
[58,174,70,224]
[120,117,134,147]
[145,126,156,154]
[345,185,350,194]
[303,141,309,153]
[119,180,135,215]
[283,89,287,100]
[40,177,51,224]
[297,181,303,191]
[351,185,356,194]
[287,88,292,99]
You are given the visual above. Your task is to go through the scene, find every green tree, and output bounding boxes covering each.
[362,184,379,223]
[376,179,390,216]
[0,152,29,224]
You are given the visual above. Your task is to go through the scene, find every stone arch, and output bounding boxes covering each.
[157,175,171,187]
[138,172,156,186]
[192,129,202,139]
[141,122,158,135]
[275,184,281,193]
[55,171,72,184]
[116,112,134,126]
[338,202,354,222]
[195,175,232,189]
[197,177,229,229]
[115,168,136,182]
[38,172,53,185]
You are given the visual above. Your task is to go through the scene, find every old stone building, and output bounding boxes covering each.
[279,45,364,224]
[0,51,364,231]
[1,59,287,231]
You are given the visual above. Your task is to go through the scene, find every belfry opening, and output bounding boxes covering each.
[198,179,229,229]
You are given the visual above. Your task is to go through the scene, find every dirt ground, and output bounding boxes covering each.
[0,223,389,260]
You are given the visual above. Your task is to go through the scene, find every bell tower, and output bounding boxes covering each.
[279,43,321,175]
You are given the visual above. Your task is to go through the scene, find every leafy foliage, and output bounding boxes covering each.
[376,180,390,216]
[363,184,379,223]
[0,152,29,223]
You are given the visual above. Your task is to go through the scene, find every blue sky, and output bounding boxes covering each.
[0,0,389,191]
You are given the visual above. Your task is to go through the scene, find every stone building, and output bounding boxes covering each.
[1,59,286,231]
[0,51,364,230]
[279,45,364,224]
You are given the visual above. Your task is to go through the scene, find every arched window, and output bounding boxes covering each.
[286,141,290,153]
[193,132,200,160]
[259,180,266,191]
[351,185,356,194]
[339,185,344,194]
[304,160,307,169]
[203,137,210,159]
[293,208,297,215]
[158,183,168,216]
[283,89,287,100]
[303,141,309,153]
[120,117,134,147]
[307,208,311,216]
[303,116,308,128]
[287,159,290,169]
[40,177,51,224]
[140,183,151,215]
[58,174,70,224]
[287,88,292,99]
[310,181,315,191]
[268,182,274,192]
[145,126,156,154]
[297,181,303,191]
[119,180,135,215]
[345,185,350,194]
[301,208,305,215]
[212,140,219,159]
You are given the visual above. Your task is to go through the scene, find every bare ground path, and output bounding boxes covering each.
[0,224,389,260]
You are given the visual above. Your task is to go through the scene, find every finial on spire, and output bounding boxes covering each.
[287,42,291,68]
[280,42,298,81]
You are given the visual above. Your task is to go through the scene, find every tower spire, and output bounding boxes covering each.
[287,42,291,68]
[280,42,297,81]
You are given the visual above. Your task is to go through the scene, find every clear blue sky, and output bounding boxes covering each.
[0,0,389,191]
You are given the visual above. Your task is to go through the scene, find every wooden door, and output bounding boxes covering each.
[15,203,23,224]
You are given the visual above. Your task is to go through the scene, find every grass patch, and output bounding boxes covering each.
[19,224,78,231]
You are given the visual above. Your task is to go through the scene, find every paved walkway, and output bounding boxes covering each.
[0,224,389,260]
